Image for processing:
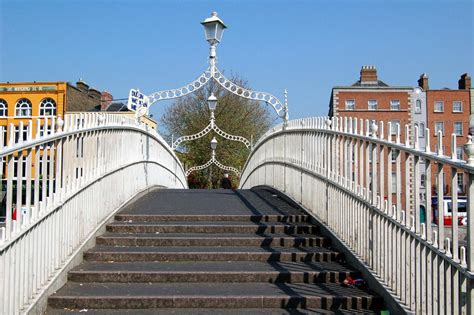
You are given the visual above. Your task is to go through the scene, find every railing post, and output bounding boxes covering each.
[464,136,474,313]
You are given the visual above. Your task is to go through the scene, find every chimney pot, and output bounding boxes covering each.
[418,73,429,91]
[459,73,471,90]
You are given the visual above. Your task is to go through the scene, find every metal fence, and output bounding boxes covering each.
[0,113,187,314]
[240,116,473,314]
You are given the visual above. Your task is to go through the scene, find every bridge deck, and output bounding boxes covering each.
[46,188,384,314]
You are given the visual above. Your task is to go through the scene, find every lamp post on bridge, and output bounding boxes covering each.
[143,12,288,124]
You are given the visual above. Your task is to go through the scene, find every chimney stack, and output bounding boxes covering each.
[101,91,113,111]
[418,73,429,91]
[458,73,471,90]
[76,79,89,92]
[360,65,378,84]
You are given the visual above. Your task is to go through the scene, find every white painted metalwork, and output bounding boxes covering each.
[147,12,288,122]
[185,143,240,177]
[240,116,474,314]
[172,114,251,150]
[0,113,187,314]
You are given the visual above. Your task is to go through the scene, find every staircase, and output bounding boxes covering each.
[47,188,383,314]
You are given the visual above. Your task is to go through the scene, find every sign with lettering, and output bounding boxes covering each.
[0,86,56,92]
[127,89,149,112]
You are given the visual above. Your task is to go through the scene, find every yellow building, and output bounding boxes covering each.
[0,82,67,143]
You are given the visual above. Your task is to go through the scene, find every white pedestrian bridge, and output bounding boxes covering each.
[0,113,472,314]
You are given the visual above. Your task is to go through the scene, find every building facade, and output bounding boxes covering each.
[328,65,413,206]
[422,73,471,196]
[328,67,472,210]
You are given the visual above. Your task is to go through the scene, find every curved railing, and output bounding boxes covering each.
[0,113,187,314]
[240,116,473,314]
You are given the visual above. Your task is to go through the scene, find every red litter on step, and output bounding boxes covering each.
[343,276,365,287]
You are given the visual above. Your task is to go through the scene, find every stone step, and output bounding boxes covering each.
[84,246,341,262]
[106,221,319,234]
[115,214,311,223]
[68,261,358,283]
[45,307,380,314]
[96,233,328,247]
[48,282,382,310]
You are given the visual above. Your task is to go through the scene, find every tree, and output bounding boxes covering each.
[161,75,274,188]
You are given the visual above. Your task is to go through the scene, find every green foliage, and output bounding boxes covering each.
[161,75,273,188]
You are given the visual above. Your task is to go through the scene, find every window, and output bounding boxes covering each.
[391,149,399,163]
[14,125,29,143]
[453,101,462,113]
[13,157,27,179]
[391,172,397,192]
[434,101,444,112]
[454,122,463,136]
[38,123,53,138]
[0,99,7,117]
[345,99,355,110]
[368,99,378,110]
[15,98,32,117]
[434,122,444,136]
[456,147,463,160]
[457,173,464,193]
[390,100,400,110]
[39,98,56,117]
[419,123,425,138]
[415,99,422,113]
[390,120,400,135]
[420,174,426,188]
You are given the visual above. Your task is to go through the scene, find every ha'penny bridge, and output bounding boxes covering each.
[1,12,473,315]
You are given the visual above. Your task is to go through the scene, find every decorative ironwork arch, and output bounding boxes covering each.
[148,58,288,121]
[172,119,251,150]
[185,152,240,177]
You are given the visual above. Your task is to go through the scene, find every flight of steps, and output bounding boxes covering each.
[46,189,383,314]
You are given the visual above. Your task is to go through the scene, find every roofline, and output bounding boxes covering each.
[426,89,470,92]
[332,86,414,90]
[0,81,68,85]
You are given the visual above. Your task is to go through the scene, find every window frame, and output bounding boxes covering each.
[452,101,462,113]
[39,98,57,117]
[390,120,400,136]
[434,121,445,136]
[454,121,463,136]
[15,98,32,117]
[434,101,444,113]
[456,147,463,160]
[345,99,355,110]
[390,99,401,110]
[368,99,378,110]
[419,123,425,138]
[0,99,8,117]
[414,99,422,114]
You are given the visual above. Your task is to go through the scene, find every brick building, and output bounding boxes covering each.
[421,73,471,196]
[328,66,472,211]
[328,65,413,206]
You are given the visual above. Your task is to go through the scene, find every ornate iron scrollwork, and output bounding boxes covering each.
[185,155,240,177]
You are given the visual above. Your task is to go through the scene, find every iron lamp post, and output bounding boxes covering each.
[201,12,227,59]
[210,137,218,151]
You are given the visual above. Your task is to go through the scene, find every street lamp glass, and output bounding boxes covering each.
[210,137,218,150]
[201,12,227,45]
[208,93,217,111]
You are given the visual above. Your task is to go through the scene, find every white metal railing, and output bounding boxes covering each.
[240,116,474,314]
[0,113,187,314]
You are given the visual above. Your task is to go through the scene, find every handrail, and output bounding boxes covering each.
[240,115,474,314]
[0,113,187,314]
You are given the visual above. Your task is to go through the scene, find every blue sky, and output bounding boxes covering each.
[0,0,472,122]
